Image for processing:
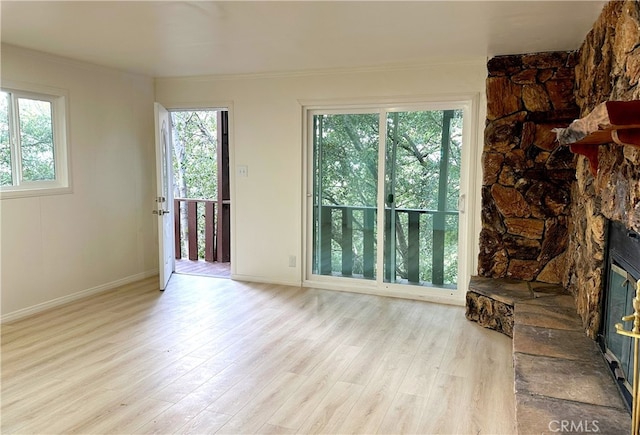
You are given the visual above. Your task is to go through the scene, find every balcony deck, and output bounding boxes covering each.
[175,259,231,278]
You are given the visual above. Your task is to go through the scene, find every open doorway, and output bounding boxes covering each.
[170,109,230,278]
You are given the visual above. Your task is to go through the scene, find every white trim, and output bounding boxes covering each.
[227,107,237,278]
[155,57,486,82]
[159,103,237,279]
[231,274,463,307]
[458,93,482,300]
[299,93,478,112]
[232,268,463,306]
[0,80,72,199]
[231,274,302,288]
[302,279,464,307]
[0,186,72,200]
[1,270,158,324]
[2,79,69,101]
[159,101,234,112]
[301,94,480,305]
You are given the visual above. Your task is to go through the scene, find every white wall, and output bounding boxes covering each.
[156,61,487,292]
[1,45,158,319]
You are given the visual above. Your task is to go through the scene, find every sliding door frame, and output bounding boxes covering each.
[301,94,480,305]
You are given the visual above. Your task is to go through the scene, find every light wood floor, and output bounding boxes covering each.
[175,259,231,278]
[1,274,516,434]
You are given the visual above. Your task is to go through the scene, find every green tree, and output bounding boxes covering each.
[386,110,462,284]
[171,111,217,200]
[171,110,218,259]
[18,98,55,181]
[0,92,56,185]
[314,109,462,285]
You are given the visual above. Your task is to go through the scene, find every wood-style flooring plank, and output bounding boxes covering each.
[215,371,307,434]
[296,381,365,434]
[267,343,361,430]
[336,351,415,434]
[1,273,516,434]
[67,396,174,434]
[377,392,427,434]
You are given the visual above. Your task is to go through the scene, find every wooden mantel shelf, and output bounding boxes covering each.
[553,100,640,175]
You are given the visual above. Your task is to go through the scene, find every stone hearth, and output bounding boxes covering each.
[467,276,630,434]
[466,276,570,337]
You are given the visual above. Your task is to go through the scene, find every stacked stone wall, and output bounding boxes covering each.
[480,52,579,283]
[567,0,640,337]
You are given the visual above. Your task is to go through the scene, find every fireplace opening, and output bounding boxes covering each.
[600,220,640,411]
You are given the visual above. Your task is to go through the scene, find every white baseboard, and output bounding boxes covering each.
[230,274,302,288]
[230,273,464,306]
[302,279,465,307]
[1,269,159,324]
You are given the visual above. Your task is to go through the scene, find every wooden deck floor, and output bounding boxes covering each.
[1,275,516,434]
[175,259,231,278]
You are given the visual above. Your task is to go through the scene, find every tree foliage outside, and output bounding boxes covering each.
[315,113,379,209]
[171,111,217,200]
[170,110,218,259]
[0,92,56,186]
[385,110,462,285]
[313,109,462,286]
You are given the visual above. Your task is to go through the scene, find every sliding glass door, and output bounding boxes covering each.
[312,112,380,279]
[308,103,467,293]
[384,110,462,287]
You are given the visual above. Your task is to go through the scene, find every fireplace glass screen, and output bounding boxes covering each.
[602,220,640,407]
[604,263,636,392]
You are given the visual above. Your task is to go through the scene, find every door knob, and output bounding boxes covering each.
[153,210,169,215]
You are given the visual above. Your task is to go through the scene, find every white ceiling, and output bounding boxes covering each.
[1,1,606,78]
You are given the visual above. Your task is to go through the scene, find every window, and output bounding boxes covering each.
[0,82,70,198]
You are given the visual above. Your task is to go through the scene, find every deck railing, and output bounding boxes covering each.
[174,198,230,262]
[315,205,458,285]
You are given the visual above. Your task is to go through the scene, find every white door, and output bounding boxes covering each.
[154,103,174,290]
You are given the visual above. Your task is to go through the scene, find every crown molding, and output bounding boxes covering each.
[155,56,488,83]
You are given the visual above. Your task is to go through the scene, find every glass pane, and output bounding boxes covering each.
[0,92,12,185]
[312,113,379,279]
[605,267,634,387]
[384,110,463,287]
[18,97,55,181]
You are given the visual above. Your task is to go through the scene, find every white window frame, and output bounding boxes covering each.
[1,81,71,199]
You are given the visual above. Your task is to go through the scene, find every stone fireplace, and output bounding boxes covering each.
[480,51,577,284]
[467,1,640,431]
[476,0,640,339]
[566,0,640,340]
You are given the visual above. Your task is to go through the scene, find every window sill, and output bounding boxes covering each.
[1,185,72,200]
